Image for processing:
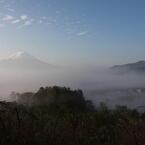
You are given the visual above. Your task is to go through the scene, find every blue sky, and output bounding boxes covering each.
[0,0,145,66]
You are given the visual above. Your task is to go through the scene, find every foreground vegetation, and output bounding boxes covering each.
[0,86,145,145]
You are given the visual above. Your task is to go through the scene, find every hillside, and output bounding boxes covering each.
[112,61,145,74]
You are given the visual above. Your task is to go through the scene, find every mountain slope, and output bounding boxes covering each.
[112,61,145,73]
[0,51,54,71]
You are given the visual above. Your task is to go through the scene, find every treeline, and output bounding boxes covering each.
[0,86,144,145]
[0,101,145,145]
[13,86,95,111]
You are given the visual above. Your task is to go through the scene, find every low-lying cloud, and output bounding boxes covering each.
[0,60,145,109]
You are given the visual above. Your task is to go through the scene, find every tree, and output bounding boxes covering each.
[32,86,86,111]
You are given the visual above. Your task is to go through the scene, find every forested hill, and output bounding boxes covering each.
[13,86,95,111]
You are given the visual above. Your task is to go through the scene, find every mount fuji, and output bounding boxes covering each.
[0,51,54,71]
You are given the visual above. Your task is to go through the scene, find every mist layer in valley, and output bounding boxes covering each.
[0,51,145,109]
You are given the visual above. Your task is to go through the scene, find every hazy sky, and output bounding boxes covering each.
[0,0,145,66]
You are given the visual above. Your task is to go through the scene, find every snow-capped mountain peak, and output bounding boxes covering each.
[0,51,55,70]
[8,51,35,60]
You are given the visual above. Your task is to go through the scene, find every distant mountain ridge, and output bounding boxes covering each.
[112,61,145,73]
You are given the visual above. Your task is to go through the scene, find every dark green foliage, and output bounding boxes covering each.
[17,86,87,111]
[3,86,145,145]
[0,100,145,145]
[85,100,95,111]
